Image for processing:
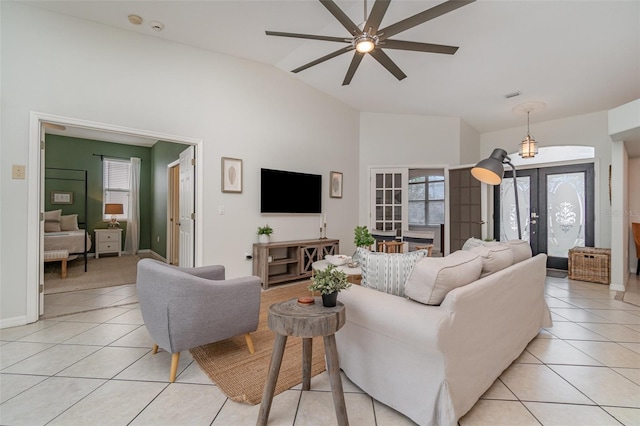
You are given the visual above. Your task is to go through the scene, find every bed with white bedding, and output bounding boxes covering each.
[44,230,92,253]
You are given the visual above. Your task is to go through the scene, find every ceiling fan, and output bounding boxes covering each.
[266,0,475,86]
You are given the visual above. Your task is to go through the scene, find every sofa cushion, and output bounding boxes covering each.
[44,209,62,232]
[358,248,429,297]
[499,239,532,263]
[470,244,514,277]
[405,250,482,305]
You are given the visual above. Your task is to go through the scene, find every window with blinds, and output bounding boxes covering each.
[103,158,130,220]
[409,174,445,226]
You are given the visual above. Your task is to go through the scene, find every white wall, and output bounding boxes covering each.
[358,112,463,225]
[0,3,359,326]
[480,111,613,249]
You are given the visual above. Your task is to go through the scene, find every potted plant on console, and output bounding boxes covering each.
[257,224,273,244]
[308,264,351,307]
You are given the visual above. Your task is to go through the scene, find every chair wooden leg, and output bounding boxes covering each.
[152,344,159,354]
[169,352,180,383]
[245,333,256,354]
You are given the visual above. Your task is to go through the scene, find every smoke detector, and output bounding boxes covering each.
[150,21,164,32]
[128,15,143,25]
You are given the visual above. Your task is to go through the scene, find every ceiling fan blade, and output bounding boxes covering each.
[364,0,391,34]
[319,0,361,36]
[378,0,475,41]
[382,39,459,54]
[292,45,354,74]
[342,53,365,86]
[369,49,407,81]
[265,31,349,44]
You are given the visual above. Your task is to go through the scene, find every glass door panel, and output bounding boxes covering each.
[547,172,586,257]
[499,176,531,242]
[370,169,407,232]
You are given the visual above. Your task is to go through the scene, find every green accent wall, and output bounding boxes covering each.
[150,141,189,258]
[45,135,152,252]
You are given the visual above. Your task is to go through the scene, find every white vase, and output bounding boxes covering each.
[258,234,270,244]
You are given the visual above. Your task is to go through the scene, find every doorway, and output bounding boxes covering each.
[494,163,595,269]
[28,112,203,323]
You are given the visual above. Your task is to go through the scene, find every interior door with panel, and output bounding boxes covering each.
[179,146,195,267]
[370,168,408,234]
[449,167,483,252]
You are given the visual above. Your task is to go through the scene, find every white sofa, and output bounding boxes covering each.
[335,252,551,426]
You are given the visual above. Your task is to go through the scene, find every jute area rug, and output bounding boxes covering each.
[44,254,151,294]
[190,281,326,405]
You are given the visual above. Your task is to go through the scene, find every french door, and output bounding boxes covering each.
[370,168,408,232]
[494,163,595,269]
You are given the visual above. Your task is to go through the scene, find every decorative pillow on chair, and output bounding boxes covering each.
[358,248,429,297]
[470,244,514,277]
[405,251,482,305]
[44,209,62,232]
[60,214,80,231]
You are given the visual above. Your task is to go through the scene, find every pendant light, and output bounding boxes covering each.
[513,101,546,159]
[519,110,538,158]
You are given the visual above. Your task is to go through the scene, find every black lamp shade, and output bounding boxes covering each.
[471,148,508,185]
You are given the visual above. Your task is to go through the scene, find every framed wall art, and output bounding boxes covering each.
[330,171,343,198]
[51,191,73,204]
[221,157,243,193]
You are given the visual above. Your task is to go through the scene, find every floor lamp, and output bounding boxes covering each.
[471,148,522,240]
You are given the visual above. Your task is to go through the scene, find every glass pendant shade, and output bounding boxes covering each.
[519,134,538,158]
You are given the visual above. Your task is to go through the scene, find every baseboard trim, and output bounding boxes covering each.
[0,315,29,329]
[149,250,167,262]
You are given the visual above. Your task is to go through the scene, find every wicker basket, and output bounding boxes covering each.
[568,247,611,284]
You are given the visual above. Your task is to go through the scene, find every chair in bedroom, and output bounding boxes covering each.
[633,223,640,275]
[136,258,262,382]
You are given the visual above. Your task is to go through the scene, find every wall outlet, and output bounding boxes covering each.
[244,250,252,260]
[156,236,160,242]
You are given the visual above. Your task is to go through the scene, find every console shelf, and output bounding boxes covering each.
[253,238,339,289]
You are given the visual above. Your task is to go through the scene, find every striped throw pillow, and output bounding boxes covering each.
[358,248,429,297]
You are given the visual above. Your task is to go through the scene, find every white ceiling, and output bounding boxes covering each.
[29,0,640,136]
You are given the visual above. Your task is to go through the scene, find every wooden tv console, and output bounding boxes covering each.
[253,238,339,289]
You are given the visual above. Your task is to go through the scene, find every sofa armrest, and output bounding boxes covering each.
[338,285,451,353]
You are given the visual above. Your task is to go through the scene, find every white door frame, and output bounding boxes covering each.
[27,111,204,323]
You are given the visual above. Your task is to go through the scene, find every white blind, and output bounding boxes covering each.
[103,158,130,220]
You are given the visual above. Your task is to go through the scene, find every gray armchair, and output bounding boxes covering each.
[136,258,262,382]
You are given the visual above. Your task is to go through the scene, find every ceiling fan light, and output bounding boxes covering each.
[354,33,377,53]
[519,134,538,158]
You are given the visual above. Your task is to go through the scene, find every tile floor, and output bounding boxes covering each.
[1,274,640,425]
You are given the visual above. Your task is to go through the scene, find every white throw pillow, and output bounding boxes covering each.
[499,239,532,263]
[405,250,482,305]
[358,248,429,297]
[60,214,80,231]
[44,209,62,232]
[461,237,485,251]
[470,244,514,277]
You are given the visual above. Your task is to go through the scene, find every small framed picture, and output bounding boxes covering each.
[221,157,243,193]
[330,171,343,199]
[51,191,73,204]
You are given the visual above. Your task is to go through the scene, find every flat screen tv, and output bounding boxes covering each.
[261,168,322,214]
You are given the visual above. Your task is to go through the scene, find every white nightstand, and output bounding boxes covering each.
[95,228,123,258]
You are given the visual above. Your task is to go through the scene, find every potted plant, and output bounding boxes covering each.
[352,225,375,262]
[257,224,273,243]
[308,264,351,307]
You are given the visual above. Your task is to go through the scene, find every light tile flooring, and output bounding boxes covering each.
[1,274,640,425]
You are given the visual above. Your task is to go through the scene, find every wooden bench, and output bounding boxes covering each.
[44,250,69,278]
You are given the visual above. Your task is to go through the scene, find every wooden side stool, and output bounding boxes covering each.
[44,249,70,278]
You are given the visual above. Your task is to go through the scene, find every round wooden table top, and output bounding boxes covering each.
[267,297,346,338]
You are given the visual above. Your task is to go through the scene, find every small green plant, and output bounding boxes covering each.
[257,224,274,236]
[308,264,351,295]
[354,225,375,248]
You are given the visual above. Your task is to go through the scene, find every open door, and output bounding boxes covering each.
[167,161,180,265]
[179,146,195,267]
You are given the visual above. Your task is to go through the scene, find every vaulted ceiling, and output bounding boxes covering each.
[27,0,640,134]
